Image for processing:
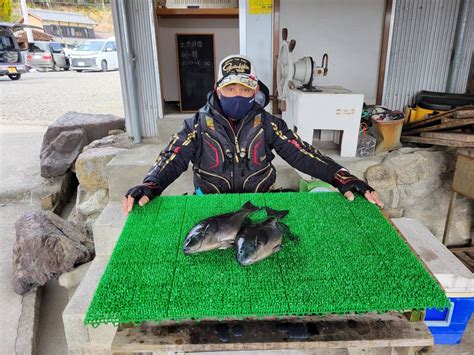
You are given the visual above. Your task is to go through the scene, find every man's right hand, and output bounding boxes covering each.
[122,182,161,215]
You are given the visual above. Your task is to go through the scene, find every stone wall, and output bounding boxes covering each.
[73,133,133,236]
[365,147,472,246]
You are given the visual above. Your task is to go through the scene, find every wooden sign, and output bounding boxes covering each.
[176,34,215,112]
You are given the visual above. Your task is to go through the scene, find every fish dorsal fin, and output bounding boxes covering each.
[242,201,259,212]
[265,207,289,219]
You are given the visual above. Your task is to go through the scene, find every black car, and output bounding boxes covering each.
[0,22,28,80]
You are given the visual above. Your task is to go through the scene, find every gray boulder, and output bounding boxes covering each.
[365,147,472,245]
[12,211,94,295]
[40,112,125,178]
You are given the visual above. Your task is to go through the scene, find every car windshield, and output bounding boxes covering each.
[76,41,105,52]
[28,42,50,52]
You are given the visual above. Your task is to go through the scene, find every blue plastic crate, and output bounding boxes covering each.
[425,297,474,344]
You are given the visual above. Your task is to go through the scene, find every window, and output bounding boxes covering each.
[28,42,50,53]
[49,42,62,52]
[76,40,105,52]
[0,35,15,51]
[60,26,71,37]
[104,41,116,52]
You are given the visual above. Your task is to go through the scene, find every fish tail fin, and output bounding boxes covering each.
[277,221,300,243]
[242,201,260,212]
[265,207,289,219]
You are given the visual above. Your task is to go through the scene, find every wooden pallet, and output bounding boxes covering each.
[403,106,474,130]
[402,106,474,148]
[449,246,474,273]
[111,312,433,354]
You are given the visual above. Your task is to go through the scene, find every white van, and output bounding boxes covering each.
[70,37,118,72]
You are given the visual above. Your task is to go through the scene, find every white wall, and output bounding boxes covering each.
[240,0,274,97]
[157,18,239,102]
[280,0,385,104]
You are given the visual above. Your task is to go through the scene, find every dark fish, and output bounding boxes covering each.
[236,211,298,266]
[183,201,260,255]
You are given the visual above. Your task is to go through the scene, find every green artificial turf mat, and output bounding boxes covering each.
[85,192,449,327]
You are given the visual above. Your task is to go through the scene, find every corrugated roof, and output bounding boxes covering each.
[29,9,96,26]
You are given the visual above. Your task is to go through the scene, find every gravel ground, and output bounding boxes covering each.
[0,70,124,126]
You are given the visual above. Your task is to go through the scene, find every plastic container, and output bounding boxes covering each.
[299,179,336,193]
[371,117,404,154]
[425,297,474,344]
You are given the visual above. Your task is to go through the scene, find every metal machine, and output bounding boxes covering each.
[277,28,328,102]
[277,28,363,158]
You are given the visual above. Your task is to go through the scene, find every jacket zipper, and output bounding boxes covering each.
[212,109,260,192]
[204,132,225,163]
[197,168,231,190]
[242,164,270,191]
[255,166,274,192]
[247,128,263,160]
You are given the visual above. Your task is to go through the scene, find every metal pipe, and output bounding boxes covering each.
[446,0,471,92]
[20,0,33,43]
[111,0,142,143]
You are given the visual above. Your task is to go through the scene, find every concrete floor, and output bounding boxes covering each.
[0,70,124,126]
[433,317,474,355]
[0,202,40,354]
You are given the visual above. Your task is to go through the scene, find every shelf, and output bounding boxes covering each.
[156,8,239,18]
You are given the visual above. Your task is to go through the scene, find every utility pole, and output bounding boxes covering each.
[20,0,34,43]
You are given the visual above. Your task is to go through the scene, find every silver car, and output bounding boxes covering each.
[0,22,27,80]
[26,41,69,71]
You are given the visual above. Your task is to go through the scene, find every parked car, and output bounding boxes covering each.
[70,37,118,72]
[26,41,69,71]
[0,22,27,80]
[62,42,76,58]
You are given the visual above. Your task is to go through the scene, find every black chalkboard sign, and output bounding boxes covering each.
[176,34,215,112]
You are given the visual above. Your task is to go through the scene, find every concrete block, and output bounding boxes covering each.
[59,261,92,289]
[160,168,195,196]
[157,115,187,141]
[107,144,165,201]
[92,202,126,256]
[63,256,117,353]
[15,287,41,355]
[274,164,302,191]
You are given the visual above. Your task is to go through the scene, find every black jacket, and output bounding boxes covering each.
[143,89,343,195]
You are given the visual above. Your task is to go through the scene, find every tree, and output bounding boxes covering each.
[0,0,13,22]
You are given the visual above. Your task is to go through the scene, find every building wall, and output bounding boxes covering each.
[157,17,239,102]
[240,0,273,99]
[280,0,385,104]
[25,16,43,29]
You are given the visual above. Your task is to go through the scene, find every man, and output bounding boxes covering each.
[123,55,382,214]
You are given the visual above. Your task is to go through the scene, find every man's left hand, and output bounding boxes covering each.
[331,169,384,207]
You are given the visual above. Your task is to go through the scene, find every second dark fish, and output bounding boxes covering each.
[236,209,298,266]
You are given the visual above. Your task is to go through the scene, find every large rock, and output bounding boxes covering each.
[75,146,126,191]
[76,187,109,217]
[12,211,94,295]
[365,147,472,245]
[83,132,134,151]
[40,112,125,178]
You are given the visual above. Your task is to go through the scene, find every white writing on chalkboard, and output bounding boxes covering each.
[179,41,203,48]
[181,60,212,67]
